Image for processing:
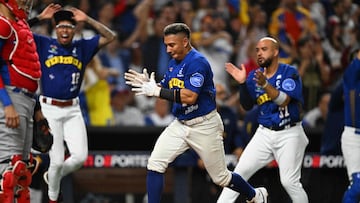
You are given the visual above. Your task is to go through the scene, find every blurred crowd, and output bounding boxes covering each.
[29,0,359,141]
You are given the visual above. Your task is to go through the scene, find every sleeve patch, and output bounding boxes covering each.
[190,72,204,87]
[282,78,296,91]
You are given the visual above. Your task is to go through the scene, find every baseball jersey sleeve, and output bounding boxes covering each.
[280,66,303,102]
[343,57,360,128]
[0,16,12,106]
[183,61,208,94]
[0,39,12,106]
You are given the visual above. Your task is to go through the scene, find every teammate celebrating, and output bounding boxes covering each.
[0,0,42,202]
[217,37,309,203]
[125,23,267,203]
[29,6,116,203]
[341,49,360,203]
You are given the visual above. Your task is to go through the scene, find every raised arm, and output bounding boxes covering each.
[70,7,116,48]
[28,3,62,27]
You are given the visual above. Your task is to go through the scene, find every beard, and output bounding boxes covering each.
[257,57,272,68]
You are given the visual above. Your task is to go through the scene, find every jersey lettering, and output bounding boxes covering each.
[184,104,199,115]
[256,93,271,105]
[168,78,184,89]
[45,56,82,70]
[71,72,80,85]
[279,106,289,118]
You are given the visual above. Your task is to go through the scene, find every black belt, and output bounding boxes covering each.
[266,123,297,131]
[11,87,35,98]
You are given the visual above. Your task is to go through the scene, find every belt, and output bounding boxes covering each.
[265,123,297,131]
[41,96,78,107]
[8,86,35,98]
[179,110,217,126]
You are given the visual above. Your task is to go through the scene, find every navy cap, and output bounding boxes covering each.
[53,10,76,25]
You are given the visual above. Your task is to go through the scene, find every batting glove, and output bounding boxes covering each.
[131,72,161,97]
[124,68,149,86]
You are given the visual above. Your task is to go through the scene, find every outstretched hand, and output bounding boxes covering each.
[38,3,62,20]
[225,63,247,84]
[131,72,161,97]
[124,68,150,86]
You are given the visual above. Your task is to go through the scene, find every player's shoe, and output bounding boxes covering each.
[246,187,268,203]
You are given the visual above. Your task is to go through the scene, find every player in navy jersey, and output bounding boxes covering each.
[341,49,360,203]
[217,37,309,203]
[28,5,116,203]
[125,23,267,203]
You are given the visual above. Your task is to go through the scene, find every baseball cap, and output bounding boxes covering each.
[53,10,76,25]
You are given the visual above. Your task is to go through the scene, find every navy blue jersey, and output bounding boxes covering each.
[34,34,100,100]
[245,63,303,128]
[343,58,360,129]
[160,49,216,120]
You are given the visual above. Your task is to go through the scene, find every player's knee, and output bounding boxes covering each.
[147,158,168,173]
[77,153,88,164]
[210,172,231,187]
[280,176,299,191]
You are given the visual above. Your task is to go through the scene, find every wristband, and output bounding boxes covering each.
[160,88,182,103]
[273,91,287,105]
[27,17,40,27]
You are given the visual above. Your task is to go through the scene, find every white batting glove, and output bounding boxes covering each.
[124,68,150,86]
[131,72,161,97]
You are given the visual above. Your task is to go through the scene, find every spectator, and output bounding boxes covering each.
[291,35,330,111]
[83,55,119,126]
[268,0,318,64]
[144,98,174,127]
[235,3,268,68]
[111,89,145,126]
[302,91,331,129]
[321,16,347,84]
[198,11,234,92]
[98,37,130,91]
[141,14,172,81]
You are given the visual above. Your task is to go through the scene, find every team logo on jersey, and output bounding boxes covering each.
[177,67,184,77]
[48,45,58,54]
[190,73,204,87]
[72,48,78,57]
[282,78,296,91]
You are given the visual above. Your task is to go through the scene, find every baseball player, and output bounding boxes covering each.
[125,23,267,203]
[341,49,360,203]
[28,6,116,203]
[217,37,309,203]
[0,0,43,202]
